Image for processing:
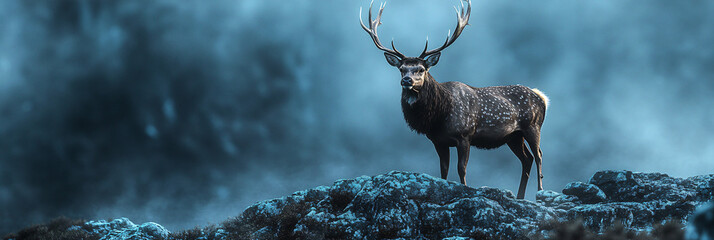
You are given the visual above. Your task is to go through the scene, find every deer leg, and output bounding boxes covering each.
[456,139,470,185]
[524,127,544,191]
[536,148,543,189]
[433,142,450,179]
[508,137,533,199]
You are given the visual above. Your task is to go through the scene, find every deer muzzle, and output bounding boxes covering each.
[401,77,414,89]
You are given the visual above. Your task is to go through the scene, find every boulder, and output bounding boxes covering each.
[84,217,170,240]
[562,181,607,204]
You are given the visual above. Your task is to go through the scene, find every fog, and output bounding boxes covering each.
[1,0,713,235]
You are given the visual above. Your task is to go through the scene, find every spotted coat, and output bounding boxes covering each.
[402,74,547,149]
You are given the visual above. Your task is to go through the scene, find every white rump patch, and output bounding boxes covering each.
[531,88,550,108]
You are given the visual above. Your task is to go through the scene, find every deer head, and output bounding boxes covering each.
[360,0,471,92]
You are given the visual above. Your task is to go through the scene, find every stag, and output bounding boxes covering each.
[360,0,549,199]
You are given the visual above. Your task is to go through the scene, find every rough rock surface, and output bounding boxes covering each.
[561,181,607,204]
[226,170,712,239]
[237,171,555,239]
[6,170,714,240]
[79,218,168,240]
[233,170,712,239]
[561,170,713,232]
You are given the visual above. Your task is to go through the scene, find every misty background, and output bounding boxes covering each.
[1,0,713,235]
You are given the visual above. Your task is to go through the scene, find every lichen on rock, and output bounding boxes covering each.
[6,170,713,240]
[231,170,713,239]
[84,217,169,240]
[562,181,607,204]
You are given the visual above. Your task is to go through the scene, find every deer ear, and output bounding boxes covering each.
[424,52,441,67]
[384,52,401,67]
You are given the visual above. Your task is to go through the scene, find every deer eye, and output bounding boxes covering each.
[400,69,407,73]
[417,69,425,73]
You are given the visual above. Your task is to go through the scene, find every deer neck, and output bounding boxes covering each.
[401,73,451,135]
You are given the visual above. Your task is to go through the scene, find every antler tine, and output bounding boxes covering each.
[360,1,405,59]
[419,0,471,58]
[391,41,399,52]
[422,36,429,55]
[376,2,385,28]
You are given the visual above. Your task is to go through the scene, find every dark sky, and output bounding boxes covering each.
[1,0,713,235]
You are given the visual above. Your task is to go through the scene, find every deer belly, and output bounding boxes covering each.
[471,122,518,149]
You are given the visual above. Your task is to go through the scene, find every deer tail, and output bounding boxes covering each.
[531,88,549,109]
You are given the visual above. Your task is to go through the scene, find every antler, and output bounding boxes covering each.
[419,0,471,58]
[360,1,406,59]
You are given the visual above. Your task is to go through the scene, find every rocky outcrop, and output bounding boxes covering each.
[561,182,606,204]
[236,171,555,239]
[5,170,713,240]
[82,218,169,240]
[2,217,170,240]
[229,170,713,239]
[540,170,713,233]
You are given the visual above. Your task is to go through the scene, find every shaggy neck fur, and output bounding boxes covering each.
[401,73,452,135]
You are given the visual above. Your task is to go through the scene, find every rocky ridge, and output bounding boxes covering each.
[232,170,713,239]
[4,170,714,240]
